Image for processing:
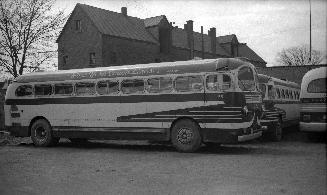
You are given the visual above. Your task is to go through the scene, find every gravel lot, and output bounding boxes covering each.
[0,129,326,195]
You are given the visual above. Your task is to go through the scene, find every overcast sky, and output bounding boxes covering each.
[55,0,327,66]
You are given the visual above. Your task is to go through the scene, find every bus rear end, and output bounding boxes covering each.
[300,67,327,133]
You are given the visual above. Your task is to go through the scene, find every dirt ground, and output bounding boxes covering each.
[0,129,326,195]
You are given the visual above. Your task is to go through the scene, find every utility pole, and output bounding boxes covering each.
[201,26,204,59]
[309,0,312,63]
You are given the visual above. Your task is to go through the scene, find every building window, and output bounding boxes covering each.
[89,53,96,65]
[63,55,68,65]
[75,20,81,32]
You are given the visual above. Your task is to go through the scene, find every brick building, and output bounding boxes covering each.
[57,4,267,70]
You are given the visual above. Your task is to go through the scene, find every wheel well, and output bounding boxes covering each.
[169,117,202,138]
[28,116,50,136]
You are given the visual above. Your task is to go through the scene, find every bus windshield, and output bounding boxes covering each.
[307,78,326,93]
[238,66,255,91]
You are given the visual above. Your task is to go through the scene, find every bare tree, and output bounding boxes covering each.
[276,45,325,66]
[0,0,66,78]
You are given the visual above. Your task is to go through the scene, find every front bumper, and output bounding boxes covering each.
[238,131,262,142]
[300,122,326,132]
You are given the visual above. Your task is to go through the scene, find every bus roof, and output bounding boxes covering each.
[14,58,253,83]
[258,74,300,89]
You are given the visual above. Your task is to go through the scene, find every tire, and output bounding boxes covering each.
[171,119,202,152]
[31,119,58,147]
[269,118,283,142]
[69,138,88,144]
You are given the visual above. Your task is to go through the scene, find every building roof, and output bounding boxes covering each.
[217,34,237,44]
[72,4,159,44]
[171,28,230,57]
[238,43,266,63]
[144,15,165,28]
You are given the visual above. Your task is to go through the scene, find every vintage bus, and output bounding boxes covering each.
[5,58,266,152]
[258,74,301,141]
[299,67,326,133]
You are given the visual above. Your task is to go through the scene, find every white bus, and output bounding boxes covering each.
[258,74,301,141]
[299,67,326,133]
[5,58,266,152]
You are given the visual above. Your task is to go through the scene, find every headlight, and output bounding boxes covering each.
[242,106,248,116]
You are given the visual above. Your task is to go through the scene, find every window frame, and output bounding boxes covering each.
[75,20,81,32]
[34,84,53,97]
[174,75,204,93]
[121,78,145,94]
[75,82,96,96]
[54,83,74,96]
[15,85,33,97]
[146,76,173,94]
[206,73,232,92]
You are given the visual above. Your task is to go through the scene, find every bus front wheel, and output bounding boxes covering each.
[171,119,202,152]
[31,119,59,147]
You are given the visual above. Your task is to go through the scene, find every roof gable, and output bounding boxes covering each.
[144,15,166,28]
[238,43,266,63]
[60,4,158,44]
[217,34,238,44]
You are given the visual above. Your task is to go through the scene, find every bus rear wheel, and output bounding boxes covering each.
[31,119,59,147]
[171,119,202,152]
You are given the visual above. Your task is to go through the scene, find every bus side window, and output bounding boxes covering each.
[206,75,218,91]
[206,74,231,91]
[54,83,73,95]
[76,82,95,96]
[121,79,144,94]
[281,89,285,99]
[147,78,160,93]
[109,81,119,94]
[267,85,275,99]
[221,74,231,90]
[175,75,203,92]
[15,85,33,97]
[35,84,52,96]
[290,90,294,99]
[97,81,108,95]
[276,88,281,99]
[147,77,172,93]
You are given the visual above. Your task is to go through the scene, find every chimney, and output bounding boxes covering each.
[185,20,194,59]
[121,7,127,16]
[208,27,216,58]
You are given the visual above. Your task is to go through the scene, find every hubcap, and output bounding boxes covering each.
[177,127,193,144]
[35,126,47,140]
